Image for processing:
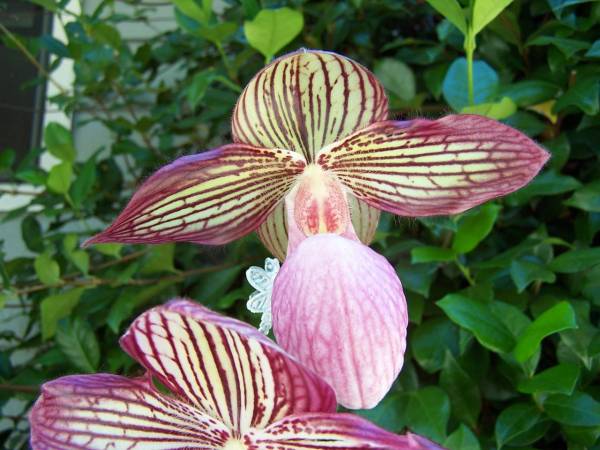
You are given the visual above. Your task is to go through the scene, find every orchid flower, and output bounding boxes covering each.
[30,299,443,450]
[85,50,549,409]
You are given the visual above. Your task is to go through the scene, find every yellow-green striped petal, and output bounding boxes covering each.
[120,299,336,434]
[318,115,550,216]
[232,49,388,162]
[85,144,306,247]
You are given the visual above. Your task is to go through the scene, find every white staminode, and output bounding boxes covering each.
[246,257,280,334]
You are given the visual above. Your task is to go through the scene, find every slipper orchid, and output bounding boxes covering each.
[84,50,549,409]
[29,299,443,450]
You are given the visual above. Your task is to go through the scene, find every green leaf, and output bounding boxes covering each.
[192,265,243,308]
[396,263,437,296]
[549,248,600,273]
[517,363,580,395]
[411,246,457,263]
[565,180,600,212]
[95,243,122,258]
[437,294,515,353]
[444,424,480,450]
[585,39,600,57]
[21,216,44,252]
[501,80,559,107]
[106,282,172,333]
[29,0,59,12]
[544,392,600,427]
[453,204,501,253]
[374,59,416,101]
[55,317,100,373]
[40,288,85,340]
[553,77,600,115]
[513,301,577,362]
[425,0,466,34]
[44,123,76,162]
[472,0,515,35]
[171,0,211,23]
[244,8,303,62]
[509,259,556,293]
[70,157,97,209]
[403,386,450,442]
[507,171,581,205]
[495,402,542,449]
[440,352,481,428]
[460,97,516,119]
[139,244,177,274]
[355,392,406,432]
[443,58,499,111]
[187,70,216,109]
[34,253,61,286]
[527,35,590,58]
[47,162,73,195]
[411,317,459,373]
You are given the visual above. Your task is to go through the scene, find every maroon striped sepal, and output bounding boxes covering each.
[317,115,550,216]
[84,145,306,246]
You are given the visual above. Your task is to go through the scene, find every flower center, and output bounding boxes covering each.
[293,164,350,237]
[222,438,247,450]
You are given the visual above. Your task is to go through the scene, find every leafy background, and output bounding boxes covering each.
[0,0,599,448]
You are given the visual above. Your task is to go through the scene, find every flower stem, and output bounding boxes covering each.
[465,30,476,106]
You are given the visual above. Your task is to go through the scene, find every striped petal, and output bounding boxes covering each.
[247,413,444,449]
[272,234,407,409]
[232,49,388,163]
[318,115,550,216]
[29,374,231,450]
[85,145,306,246]
[120,299,336,434]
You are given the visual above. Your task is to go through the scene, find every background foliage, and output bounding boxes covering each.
[1,0,599,448]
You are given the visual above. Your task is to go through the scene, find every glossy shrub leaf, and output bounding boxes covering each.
[564,180,600,212]
[425,0,466,34]
[510,259,556,293]
[472,0,515,35]
[21,216,44,252]
[507,170,581,205]
[517,363,580,395]
[411,317,459,373]
[440,352,481,428]
[244,8,303,61]
[355,392,406,432]
[70,157,97,209]
[452,204,501,253]
[44,123,76,163]
[444,424,480,450]
[34,253,60,286]
[375,58,416,101]
[513,301,577,362]
[411,246,456,263]
[437,294,515,353]
[544,392,600,427]
[40,288,85,340]
[554,77,599,115]
[55,317,100,373]
[402,386,450,442]
[549,248,600,273]
[171,0,211,23]
[460,97,516,119]
[46,162,73,195]
[527,35,590,58]
[443,58,499,111]
[501,80,559,107]
[495,402,542,449]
